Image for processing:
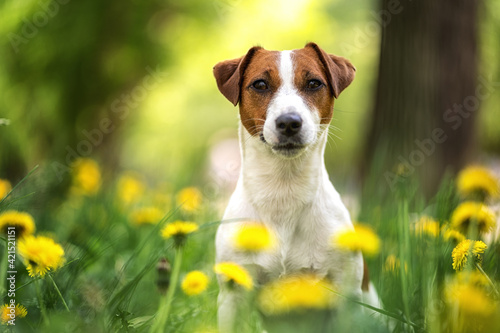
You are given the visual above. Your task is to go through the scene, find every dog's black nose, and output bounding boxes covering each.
[275,113,302,137]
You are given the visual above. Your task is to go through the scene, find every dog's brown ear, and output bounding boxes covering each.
[213,46,262,106]
[305,42,356,98]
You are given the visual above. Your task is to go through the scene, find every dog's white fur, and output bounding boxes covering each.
[215,50,365,332]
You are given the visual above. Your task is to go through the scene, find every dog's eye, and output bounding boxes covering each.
[307,79,323,90]
[252,80,269,91]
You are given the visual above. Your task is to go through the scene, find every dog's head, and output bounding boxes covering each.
[213,43,355,158]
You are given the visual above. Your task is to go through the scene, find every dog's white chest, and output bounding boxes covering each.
[218,162,356,285]
[255,216,335,281]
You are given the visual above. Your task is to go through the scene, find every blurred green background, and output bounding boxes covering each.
[1,0,500,201]
[2,1,500,331]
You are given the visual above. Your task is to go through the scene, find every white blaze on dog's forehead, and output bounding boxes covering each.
[278,50,296,92]
[262,49,320,147]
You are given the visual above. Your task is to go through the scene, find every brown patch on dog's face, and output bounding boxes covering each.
[239,49,281,136]
[291,47,336,125]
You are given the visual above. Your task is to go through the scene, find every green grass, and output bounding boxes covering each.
[1,162,499,332]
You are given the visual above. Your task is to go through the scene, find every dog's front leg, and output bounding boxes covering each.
[217,287,253,333]
[217,288,236,333]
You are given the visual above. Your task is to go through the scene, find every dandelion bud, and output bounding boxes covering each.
[156,257,171,295]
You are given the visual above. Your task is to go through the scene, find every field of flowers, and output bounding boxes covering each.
[1,158,500,332]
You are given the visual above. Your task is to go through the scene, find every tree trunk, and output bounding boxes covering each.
[361,0,480,201]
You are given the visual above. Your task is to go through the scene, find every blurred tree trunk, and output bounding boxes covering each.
[1,1,219,185]
[1,2,166,183]
[361,0,480,202]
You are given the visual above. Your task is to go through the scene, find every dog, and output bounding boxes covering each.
[213,42,376,332]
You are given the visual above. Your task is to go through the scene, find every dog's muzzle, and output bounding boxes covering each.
[268,112,307,156]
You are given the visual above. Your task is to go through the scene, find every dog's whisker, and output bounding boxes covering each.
[243,123,265,133]
[326,138,336,151]
[329,135,339,149]
[328,125,343,132]
[332,107,356,114]
[319,118,341,131]
[241,118,267,124]
[318,124,340,134]
[330,132,342,141]
[325,127,343,141]
[317,122,343,135]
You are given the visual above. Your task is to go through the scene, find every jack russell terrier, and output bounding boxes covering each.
[213,42,378,331]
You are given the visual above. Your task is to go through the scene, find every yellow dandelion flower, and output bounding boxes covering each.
[450,201,496,234]
[117,173,145,205]
[452,239,487,271]
[214,262,253,290]
[457,165,499,199]
[0,179,12,200]
[161,221,198,238]
[258,274,336,315]
[18,235,65,277]
[442,227,466,243]
[333,224,380,257]
[383,255,408,274]
[446,280,496,318]
[181,271,209,296]
[384,255,398,272]
[71,158,101,196]
[161,221,198,247]
[234,222,275,252]
[413,216,440,237]
[1,304,27,325]
[0,210,35,239]
[130,206,163,225]
[176,187,202,213]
